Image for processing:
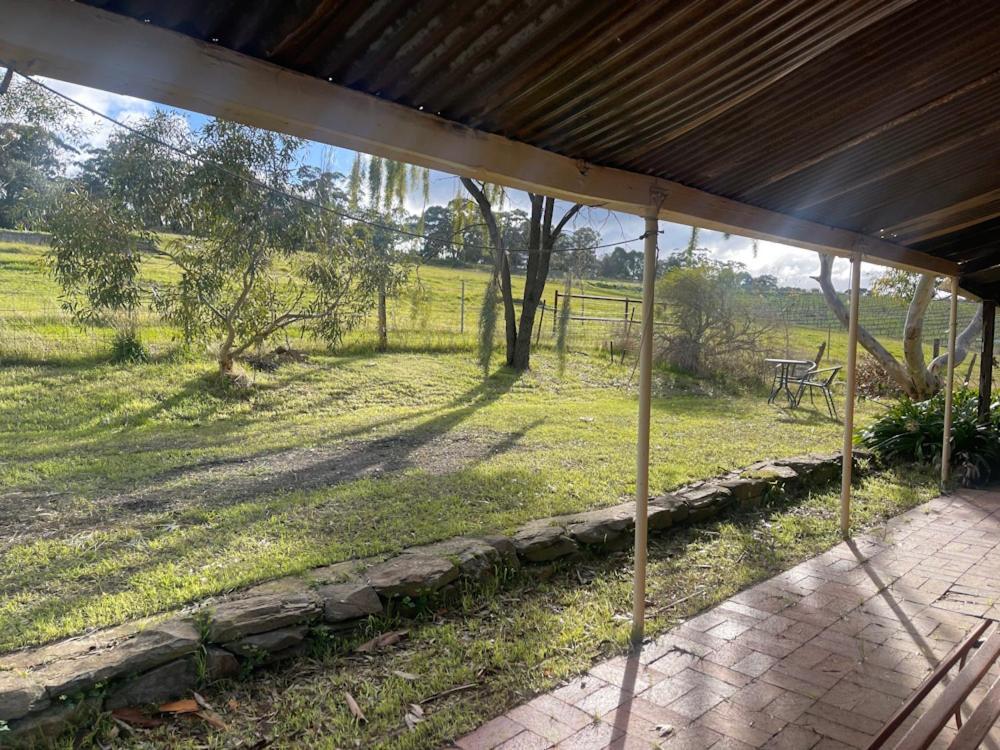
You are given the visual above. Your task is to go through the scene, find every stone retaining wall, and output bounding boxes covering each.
[0,452,858,746]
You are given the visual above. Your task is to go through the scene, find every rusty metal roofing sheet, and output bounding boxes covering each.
[79,0,1000,297]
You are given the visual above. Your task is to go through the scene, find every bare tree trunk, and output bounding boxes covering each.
[218,327,236,374]
[929,305,982,377]
[512,196,580,371]
[814,253,915,396]
[462,180,581,372]
[512,195,545,370]
[461,177,516,363]
[814,253,981,399]
[902,274,938,398]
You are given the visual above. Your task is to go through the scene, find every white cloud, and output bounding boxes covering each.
[23,74,893,292]
[40,76,155,150]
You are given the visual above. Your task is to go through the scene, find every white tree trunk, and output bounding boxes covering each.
[814,253,981,399]
[813,254,915,396]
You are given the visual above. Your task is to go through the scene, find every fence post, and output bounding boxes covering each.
[460,280,465,334]
[933,338,940,359]
[553,291,559,333]
[535,303,545,345]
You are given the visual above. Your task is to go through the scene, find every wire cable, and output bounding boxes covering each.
[17,72,658,256]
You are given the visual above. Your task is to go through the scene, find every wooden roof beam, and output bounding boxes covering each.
[887,189,1000,245]
[0,0,959,277]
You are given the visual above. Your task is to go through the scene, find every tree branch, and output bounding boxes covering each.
[552,202,584,242]
[813,253,914,395]
[929,303,983,376]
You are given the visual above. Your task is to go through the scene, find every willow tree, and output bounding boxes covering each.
[348,153,428,350]
[460,178,582,371]
[814,255,981,399]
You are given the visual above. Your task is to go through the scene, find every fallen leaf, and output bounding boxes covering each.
[344,692,366,722]
[409,703,424,718]
[111,707,163,729]
[404,712,421,731]
[196,709,229,731]
[193,691,215,712]
[392,670,418,681]
[226,699,241,712]
[159,698,200,714]
[356,629,409,653]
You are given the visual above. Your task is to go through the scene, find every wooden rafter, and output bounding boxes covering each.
[0,0,960,277]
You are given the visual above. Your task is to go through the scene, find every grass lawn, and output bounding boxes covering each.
[71,466,940,750]
[0,238,913,654]
[0,345,881,653]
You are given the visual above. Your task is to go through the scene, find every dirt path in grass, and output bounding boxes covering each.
[0,428,528,546]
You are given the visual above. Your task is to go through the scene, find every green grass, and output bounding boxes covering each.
[0,347,881,653]
[68,466,939,750]
[0,239,930,654]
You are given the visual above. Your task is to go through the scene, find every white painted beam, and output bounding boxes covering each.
[840,254,862,537]
[0,0,959,277]
[631,211,658,646]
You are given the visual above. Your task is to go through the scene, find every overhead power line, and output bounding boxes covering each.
[16,72,658,256]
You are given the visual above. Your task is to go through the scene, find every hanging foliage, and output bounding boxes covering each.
[556,275,573,375]
[348,153,363,209]
[478,279,499,374]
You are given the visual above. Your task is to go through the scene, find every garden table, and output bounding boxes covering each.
[765,358,813,406]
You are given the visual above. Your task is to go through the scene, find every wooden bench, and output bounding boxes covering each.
[868,619,1000,749]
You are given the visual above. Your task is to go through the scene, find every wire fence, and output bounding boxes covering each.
[0,227,990,374]
[0,278,990,372]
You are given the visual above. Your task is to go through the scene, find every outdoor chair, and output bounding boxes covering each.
[867,618,1000,749]
[792,365,841,419]
[767,342,826,405]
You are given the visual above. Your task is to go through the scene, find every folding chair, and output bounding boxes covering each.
[792,366,842,419]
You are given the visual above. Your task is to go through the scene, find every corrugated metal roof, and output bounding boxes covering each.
[80,0,1000,297]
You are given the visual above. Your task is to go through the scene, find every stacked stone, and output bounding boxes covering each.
[0,452,854,746]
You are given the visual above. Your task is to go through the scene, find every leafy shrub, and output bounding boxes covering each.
[110,325,148,364]
[858,389,1000,486]
[655,263,772,388]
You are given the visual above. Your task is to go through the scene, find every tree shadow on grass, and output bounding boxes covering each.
[0,445,551,652]
[0,368,533,549]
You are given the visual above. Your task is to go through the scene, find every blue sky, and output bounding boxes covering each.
[38,73,889,292]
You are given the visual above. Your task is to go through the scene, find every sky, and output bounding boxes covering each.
[35,73,889,292]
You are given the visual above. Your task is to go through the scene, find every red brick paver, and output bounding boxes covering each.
[453,489,1000,749]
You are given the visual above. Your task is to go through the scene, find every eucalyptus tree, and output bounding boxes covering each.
[814,256,981,398]
[347,153,427,350]
[0,69,80,228]
[49,116,390,377]
[460,179,583,372]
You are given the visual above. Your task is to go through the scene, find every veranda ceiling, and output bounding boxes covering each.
[5,0,1000,294]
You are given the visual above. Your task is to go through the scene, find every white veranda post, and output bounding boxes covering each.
[840,254,862,537]
[941,276,959,485]
[631,213,658,644]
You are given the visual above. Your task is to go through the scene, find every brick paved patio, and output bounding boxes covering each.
[452,489,1000,750]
